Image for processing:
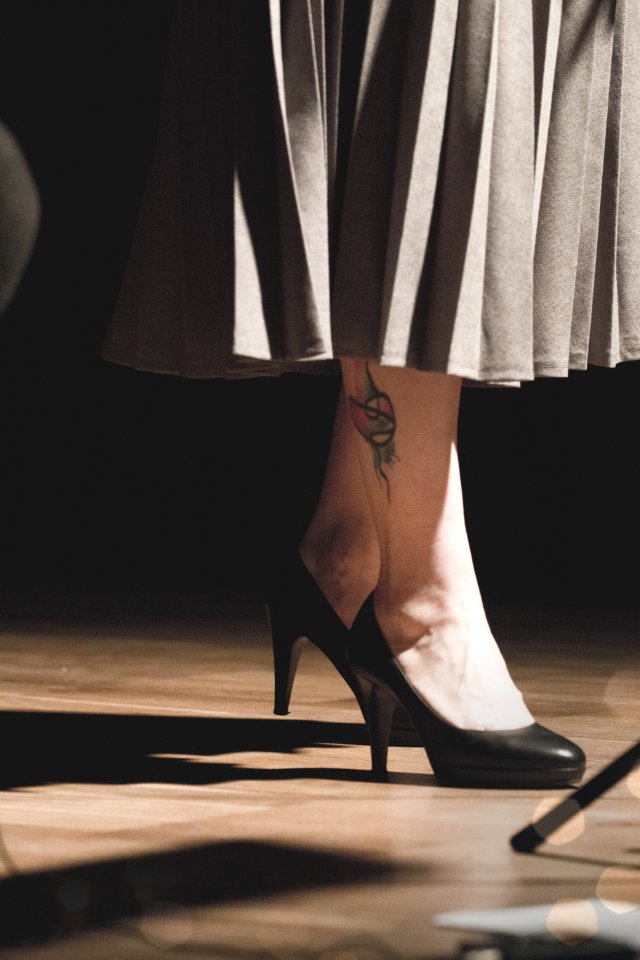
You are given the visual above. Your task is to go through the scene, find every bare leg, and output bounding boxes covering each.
[341,360,533,731]
[299,388,380,626]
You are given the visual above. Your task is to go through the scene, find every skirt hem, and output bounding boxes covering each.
[100,344,640,384]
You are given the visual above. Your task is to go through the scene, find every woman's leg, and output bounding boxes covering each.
[299,388,380,627]
[341,360,533,731]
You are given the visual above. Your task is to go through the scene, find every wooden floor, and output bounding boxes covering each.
[0,588,638,959]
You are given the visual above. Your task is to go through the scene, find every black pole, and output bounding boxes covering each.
[511,740,640,854]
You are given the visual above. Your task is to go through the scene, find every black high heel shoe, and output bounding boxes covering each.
[347,595,586,787]
[266,552,359,716]
[266,553,418,743]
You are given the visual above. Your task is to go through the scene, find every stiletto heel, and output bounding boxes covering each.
[269,606,306,715]
[266,552,420,744]
[347,595,586,788]
[266,552,368,717]
[355,677,396,779]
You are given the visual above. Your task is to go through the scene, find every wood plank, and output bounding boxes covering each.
[0,592,637,958]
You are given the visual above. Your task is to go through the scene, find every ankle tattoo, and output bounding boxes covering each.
[348,363,398,500]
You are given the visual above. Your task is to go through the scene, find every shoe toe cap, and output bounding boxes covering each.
[532,723,586,769]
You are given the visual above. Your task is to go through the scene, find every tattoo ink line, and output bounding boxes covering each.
[348,363,398,501]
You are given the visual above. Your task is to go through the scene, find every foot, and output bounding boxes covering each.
[375,589,535,732]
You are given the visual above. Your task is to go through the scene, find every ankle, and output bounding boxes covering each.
[300,519,380,579]
[299,522,380,626]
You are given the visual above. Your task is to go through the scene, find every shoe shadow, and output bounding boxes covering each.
[0,838,413,949]
[0,710,436,789]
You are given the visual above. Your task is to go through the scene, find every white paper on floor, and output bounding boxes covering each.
[433,900,640,949]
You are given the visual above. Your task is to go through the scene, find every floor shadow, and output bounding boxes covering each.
[0,710,434,789]
[0,838,410,949]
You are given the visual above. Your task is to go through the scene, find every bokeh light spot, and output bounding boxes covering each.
[532,797,585,845]
[596,867,640,914]
[139,901,193,949]
[546,899,598,944]
[626,766,640,799]
[57,877,92,911]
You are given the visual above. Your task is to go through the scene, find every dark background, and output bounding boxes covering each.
[0,1,637,608]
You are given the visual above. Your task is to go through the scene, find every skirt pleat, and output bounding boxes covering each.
[265,0,332,360]
[617,0,640,363]
[100,0,640,383]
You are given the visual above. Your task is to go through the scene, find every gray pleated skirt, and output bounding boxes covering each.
[100,0,640,384]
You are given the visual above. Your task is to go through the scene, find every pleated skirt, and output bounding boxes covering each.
[100,0,640,384]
